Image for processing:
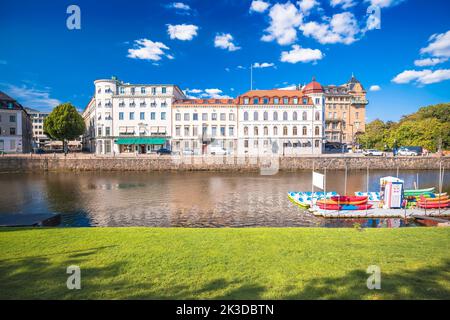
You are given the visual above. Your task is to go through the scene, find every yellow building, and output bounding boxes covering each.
[323,75,368,147]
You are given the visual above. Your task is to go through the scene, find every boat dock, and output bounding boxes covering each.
[308,207,450,219]
[0,214,61,227]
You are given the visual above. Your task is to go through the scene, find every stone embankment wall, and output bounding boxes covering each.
[0,155,448,173]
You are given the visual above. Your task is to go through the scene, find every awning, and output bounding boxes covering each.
[115,137,166,145]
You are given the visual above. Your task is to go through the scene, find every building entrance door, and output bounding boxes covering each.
[140,145,146,154]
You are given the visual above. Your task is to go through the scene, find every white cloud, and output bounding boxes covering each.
[369,85,381,91]
[1,84,61,109]
[253,62,275,68]
[167,24,198,41]
[187,89,203,94]
[214,33,241,51]
[127,39,171,61]
[237,65,246,69]
[330,0,357,9]
[414,57,448,67]
[184,88,232,99]
[0,60,7,65]
[365,0,405,8]
[392,69,450,85]
[297,0,319,15]
[225,67,230,72]
[250,0,270,13]
[280,45,323,64]
[420,30,450,58]
[261,2,303,45]
[300,12,359,45]
[168,2,190,10]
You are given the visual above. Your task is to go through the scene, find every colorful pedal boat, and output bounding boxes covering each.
[417,201,450,209]
[318,196,368,206]
[287,193,310,208]
[317,203,373,210]
[404,187,435,196]
[419,195,449,202]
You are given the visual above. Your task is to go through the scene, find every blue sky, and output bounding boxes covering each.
[0,0,449,121]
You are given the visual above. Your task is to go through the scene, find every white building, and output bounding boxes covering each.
[236,79,325,156]
[26,108,50,149]
[171,98,238,154]
[83,77,186,154]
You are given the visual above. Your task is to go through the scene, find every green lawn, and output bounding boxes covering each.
[0,227,449,299]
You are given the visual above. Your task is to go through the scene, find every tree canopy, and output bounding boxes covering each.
[44,103,85,151]
[358,103,450,152]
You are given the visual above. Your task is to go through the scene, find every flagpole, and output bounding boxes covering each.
[250,64,253,90]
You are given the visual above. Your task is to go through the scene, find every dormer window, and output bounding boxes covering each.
[243,97,249,105]
[263,98,269,104]
[293,97,298,104]
[253,97,259,104]
[273,97,279,104]
[303,97,308,104]
[283,97,289,104]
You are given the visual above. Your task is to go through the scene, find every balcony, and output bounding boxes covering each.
[351,98,369,105]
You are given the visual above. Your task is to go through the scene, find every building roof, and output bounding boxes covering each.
[0,91,27,112]
[347,74,365,91]
[302,77,324,94]
[239,89,306,98]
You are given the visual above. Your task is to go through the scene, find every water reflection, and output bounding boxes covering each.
[0,170,448,228]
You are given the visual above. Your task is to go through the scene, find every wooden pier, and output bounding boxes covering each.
[0,214,61,227]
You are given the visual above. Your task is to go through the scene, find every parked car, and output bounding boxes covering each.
[363,149,384,156]
[397,147,419,156]
[156,148,172,155]
[33,148,46,154]
[209,146,230,155]
[182,149,194,156]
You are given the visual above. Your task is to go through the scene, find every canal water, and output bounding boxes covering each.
[0,170,448,228]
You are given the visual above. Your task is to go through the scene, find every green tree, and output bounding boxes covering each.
[44,103,85,154]
[358,119,388,149]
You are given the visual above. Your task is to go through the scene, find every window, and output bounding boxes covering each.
[129,112,134,120]
[243,97,249,105]
[229,113,235,121]
[175,113,181,121]
[293,112,298,121]
[283,112,288,121]
[274,97,279,104]
[315,111,320,121]
[202,125,208,135]
[244,126,249,136]
[302,111,307,121]
[273,126,278,135]
[193,113,198,121]
[254,140,258,147]
[219,113,225,121]
[293,126,298,135]
[141,87,146,94]
[10,140,15,150]
[263,98,269,104]
[293,97,298,104]
[303,97,308,104]
[253,98,259,104]
[229,126,234,136]
[131,87,135,95]
[119,112,124,120]
[315,98,321,105]
[315,140,320,148]
[10,127,16,135]
[220,126,226,136]
[184,126,190,136]
[151,112,156,120]
[302,126,307,136]
[151,87,156,95]
[315,126,320,136]
[176,126,181,136]
[161,112,166,120]
[139,112,144,120]
[211,126,217,137]
[254,111,259,121]
[264,126,268,136]
[98,127,102,136]
[263,111,268,121]
[356,112,359,119]
[254,126,259,136]
[273,112,278,121]
[244,112,249,121]
[120,87,125,94]
[10,115,16,122]
[193,126,198,136]
[162,87,167,94]
[202,113,208,121]
[244,140,249,148]
[283,97,289,104]
[106,127,111,136]
[283,126,288,136]
[184,113,190,121]
[0,140,3,151]
[212,113,217,121]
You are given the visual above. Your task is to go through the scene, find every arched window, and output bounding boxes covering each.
[293,126,298,135]
[264,126,268,136]
[283,111,288,121]
[315,111,320,121]
[254,126,259,136]
[273,112,278,121]
[283,126,288,136]
[315,126,320,136]
[302,111,307,121]
[293,112,298,121]
[273,126,278,136]
[302,126,307,136]
[244,112,249,121]
[263,111,268,121]
[244,126,249,135]
[254,111,259,121]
